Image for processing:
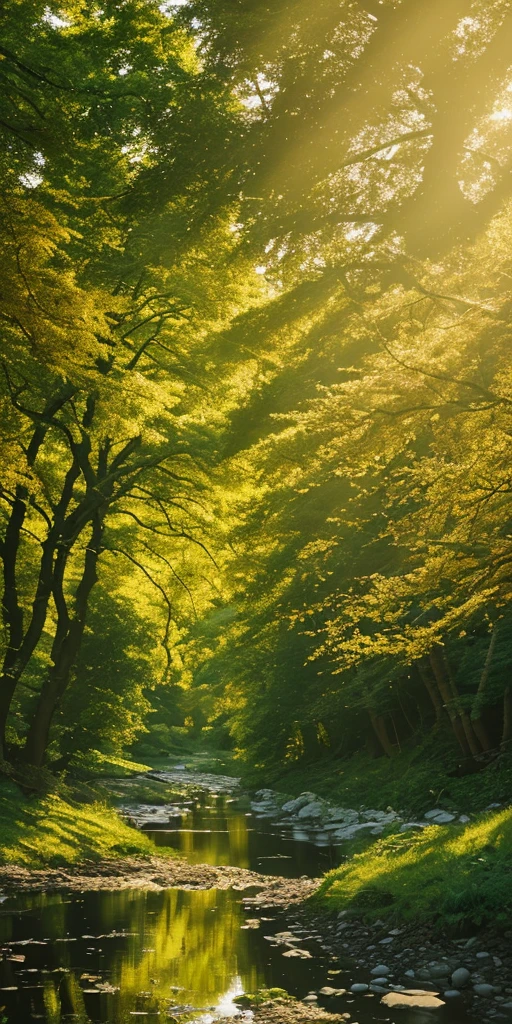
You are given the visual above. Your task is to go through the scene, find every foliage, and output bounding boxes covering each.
[2,0,512,819]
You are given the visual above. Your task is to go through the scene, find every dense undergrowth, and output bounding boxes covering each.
[0,775,167,868]
[313,806,512,930]
[248,736,512,816]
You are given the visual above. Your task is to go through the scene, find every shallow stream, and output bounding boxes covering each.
[0,773,466,1024]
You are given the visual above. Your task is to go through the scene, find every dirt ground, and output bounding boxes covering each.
[0,855,319,902]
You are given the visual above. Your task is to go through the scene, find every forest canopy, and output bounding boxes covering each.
[1,0,512,780]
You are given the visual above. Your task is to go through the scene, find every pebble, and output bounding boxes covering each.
[474,984,496,996]
[452,967,471,987]
[429,965,450,979]
[370,965,391,976]
[444,990,462,999]
[350,984,369,993]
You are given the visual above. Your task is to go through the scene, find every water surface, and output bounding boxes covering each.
[0,781,467,1024]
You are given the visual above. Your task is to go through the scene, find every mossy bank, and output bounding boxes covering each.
[0,776,163,868]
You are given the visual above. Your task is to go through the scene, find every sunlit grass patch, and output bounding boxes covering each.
[0,778,172,867]
[313,807,512,929]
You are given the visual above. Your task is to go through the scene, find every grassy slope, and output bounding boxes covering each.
[313,806,512,930]
[0,777,164,868]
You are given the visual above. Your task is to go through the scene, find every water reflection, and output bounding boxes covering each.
[144,794,343,877]
[0,887,326,1023]
[0,885,468,1024]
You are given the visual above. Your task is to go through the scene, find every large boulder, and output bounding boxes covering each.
[282,793,317,814]
[327,808,360,825]
[360,809,398,823]
[297,801,325,820]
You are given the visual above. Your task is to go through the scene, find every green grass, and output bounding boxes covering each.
[0,777,171,868]
[313,806,512,930]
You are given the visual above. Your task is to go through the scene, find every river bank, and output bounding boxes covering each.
[1,760,512,1023]
[0,855,317,901]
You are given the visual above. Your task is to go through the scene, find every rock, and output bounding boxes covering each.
[500,1002,512,1011]
[282,795,316,814]
[327,808,360,825]
[372,979,389,987]
[452,968,471,988]
[370,984,388,994]
[251,802,277,815]
[477,952,491,959]
[474,985,496,996]
[254,789,276,801]
[424,808,447,820]
[361,810,399,825]
[332,823,378,840]
[379,937,394,945]
[350,984,369,993]
[429,811,456,824]
[303,994,318,1002]
[429,965,451,979]
[319,987,338,996]
[381,990,445,1010]
[404,971,416,980]
[400,822,429,832]
[297,801,325,820]
[459,815,470,824]
[443,990,461,999]
[371,966,391,976]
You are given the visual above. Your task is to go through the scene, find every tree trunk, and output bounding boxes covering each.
[429,645,482,756]
[23,516,104,768]
[501,687,512,751]
[471,626,499,752]
[368,709,396,757]
[417,661,444,726]
[0,387,75,758]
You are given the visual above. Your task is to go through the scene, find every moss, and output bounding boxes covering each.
[313,806,512,930]
[234,989,295,1007]
[0,777,174,868]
